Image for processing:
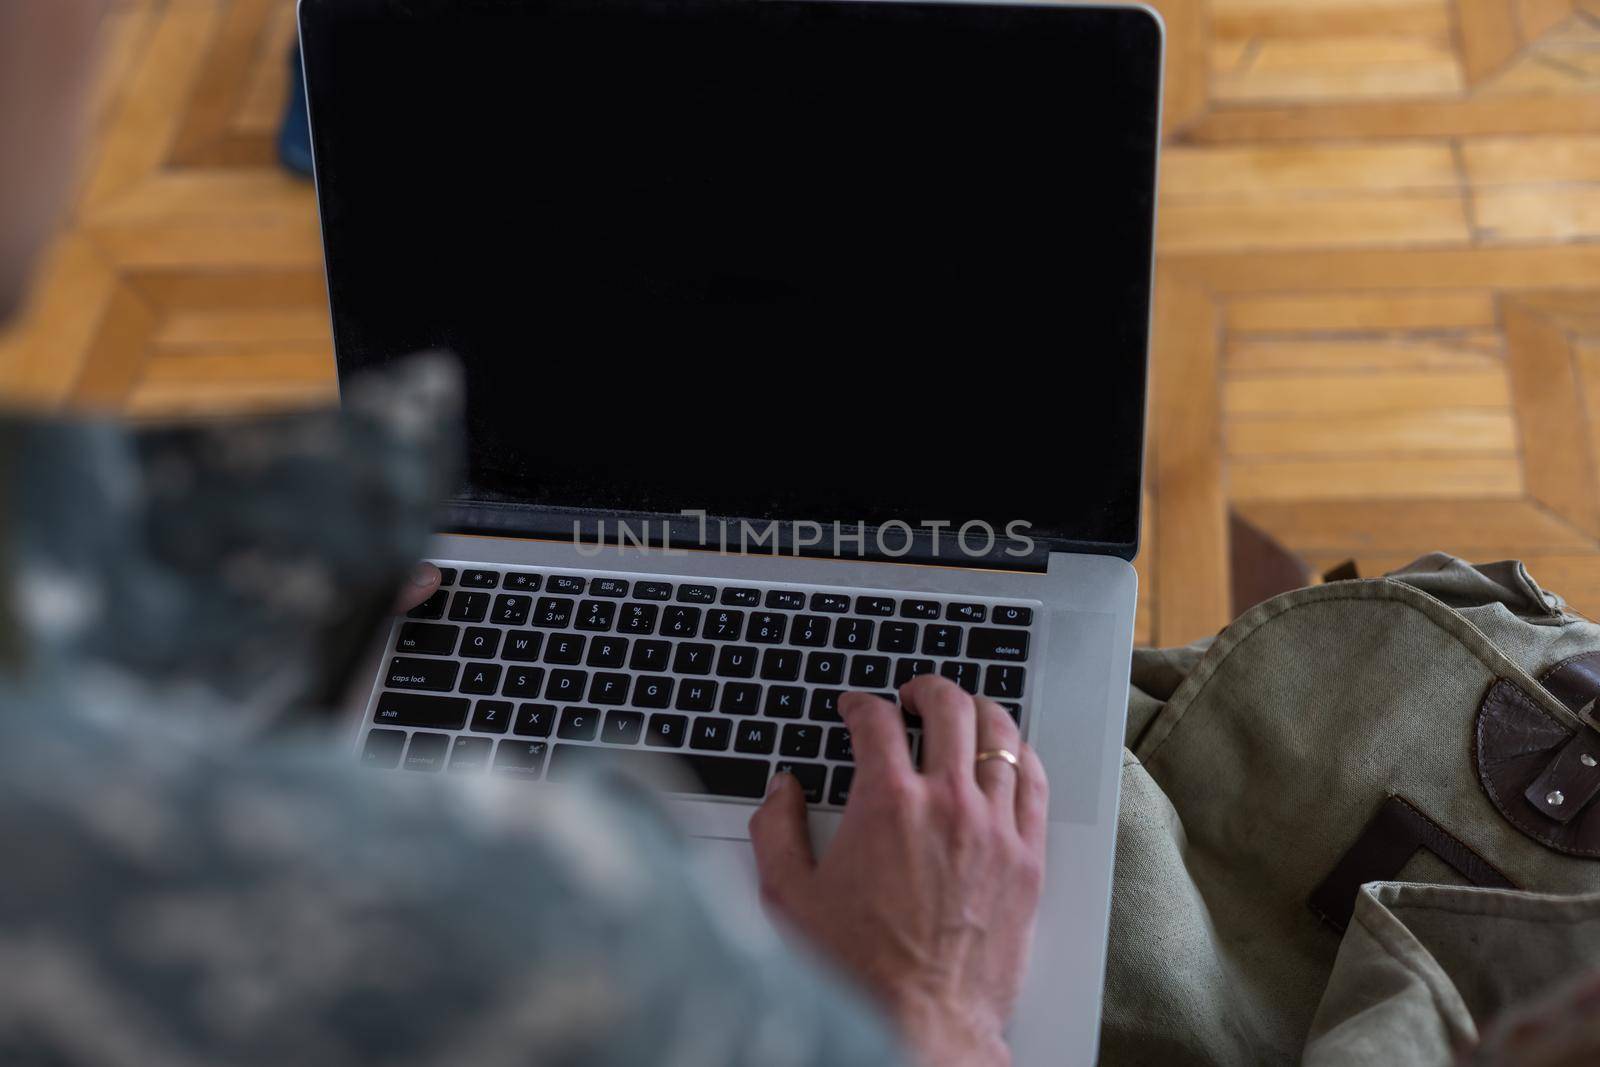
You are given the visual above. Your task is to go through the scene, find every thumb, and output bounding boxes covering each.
[393,561,441,613]
[749,772,815,910]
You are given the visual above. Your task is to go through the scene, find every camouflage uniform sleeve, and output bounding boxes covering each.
[0,709,908,1067]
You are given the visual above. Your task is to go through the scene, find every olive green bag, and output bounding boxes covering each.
[1101,554,1600,1065]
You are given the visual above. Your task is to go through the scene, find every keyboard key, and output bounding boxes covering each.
[876,621,917,653]
[404,732,450,772]
[765,686,805,718]
[548,744,769,798]
[721,587,761,606]
[448,591,490,623]
[715,645,758,678]
[460,662,502,695]
[704,609,744,641]
[544,634,586,665]
[894,658,937,687]
[460,626,501,658]
[809,689,844,721]
[544,669,587,702]
[760,649,801,681]
[549,575,587,594]
[677,584,716,604]
[585,636,629,668]
[993,605,1033,626]
[1000,702,1022,722]
[504,572,541,592]
[901,600,941,620]
[557,707,601,741]
[941,661,981,694]
[645,713,687,747]
[826,726,854,762]
[634,676,674,708]
[386,656,459,692]
[489,598,534,630]
[396,622,458,656]
[766,590,807,610]
[448,735,493,773]
[833,618,874,650]
[635,581,673,601]
[721,682,762,715]
[662,606,701,638]
[533,597,575,628]
[984,665,1026,699]
[811,593,850,613]
[967,628,1030,661]
[828,766,855,806]
[361,728,407,768]
[501,630,543,661]
[922,625,962,658]
[792,615,830,647]
[691,717,733,751]
[602,710,644,745]
[460,569,500,589]
[619,603,659,635]
[804,651,846,685]
[747,612,787,644]
[588,672,631,705]
[947,603,987,623]
[855,596,896,616]
[781,723,823,759]
[849,655,890,689]
[436,567,458,587]
[591,578,630,597]
[734,719,777,754]
[406,589,448,620]
[515,703,555,737]
[629,640,670,672]
[775,761,826,803]
[374,692,469,730]
[672,643,715,675]
[576,600,617,632]
[471,699,513,734]
[493,739,548,778]
[676,679,717,712]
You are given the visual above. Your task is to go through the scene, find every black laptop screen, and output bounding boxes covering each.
[302,0,1160,561]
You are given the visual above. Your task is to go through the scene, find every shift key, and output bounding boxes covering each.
[374,692,471,730]
[385,656,460,692]
[965,628,1030,662]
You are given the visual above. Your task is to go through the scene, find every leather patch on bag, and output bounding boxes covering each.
[1309,794,1516,932]
[1477,673,1600,858]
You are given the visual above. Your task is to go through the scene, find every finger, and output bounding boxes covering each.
[1014,742,1050,854]
[973,698,1022,824]
[748,772,815,912]
[840,691,915,783]
[900,674,976,777]
[392,562,441,613]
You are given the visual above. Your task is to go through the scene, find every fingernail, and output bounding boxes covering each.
[765,772,789,797]
[410,562,440,586]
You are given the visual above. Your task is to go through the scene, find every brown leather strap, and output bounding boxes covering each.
[1540,652,1600,716]
[1524,727,1600,824]
[1309,794,1516,932]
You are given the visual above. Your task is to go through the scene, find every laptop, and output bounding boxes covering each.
[299,0,1161,1061]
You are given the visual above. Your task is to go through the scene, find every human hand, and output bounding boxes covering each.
[393,561,441,614]
[749,675,1048,1067]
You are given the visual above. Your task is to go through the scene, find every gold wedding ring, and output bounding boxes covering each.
[975,749,1019,769]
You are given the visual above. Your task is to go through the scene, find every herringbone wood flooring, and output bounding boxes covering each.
[3,0,1600,645]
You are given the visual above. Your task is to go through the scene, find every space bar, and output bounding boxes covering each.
[546,744,771,799]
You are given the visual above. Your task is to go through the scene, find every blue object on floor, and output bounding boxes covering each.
[278,46,314,178]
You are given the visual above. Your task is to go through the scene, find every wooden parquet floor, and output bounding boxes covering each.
[3,0,1600,646]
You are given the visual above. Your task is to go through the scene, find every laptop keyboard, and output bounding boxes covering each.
[359,563,1039,807]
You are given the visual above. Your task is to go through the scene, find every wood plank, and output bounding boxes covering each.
[1224,369,1511,414]
[1224,290,1498,332]
[1211,3,1452,39]
[127,268,332,312]
[1457,0,1524,85]
[1474,186,1600,243]
[1505,297,1600,535]
[1518,0,1576,39]
[1160,144,1458,198]
[232,1,300,133]
[1135,488,1154,646]
[1227,337,1501,373]
[1461,135,1600,185]
[1150,270,1231,644]
[0,235,120,407]
[89,218,325,270]
[1213,36,1464,102]
[1166,244,1600,293]
[1226,410,1517,455]
[154,308,332,346]
[1158,0,1210,136]
[1229,456,1524,500]
[1235,498,1595,554]
[86,170,315,225]
[69,284,158,409]
[1185,94,1600,142]
[1158,195,1471,253]
[167,0,275,165]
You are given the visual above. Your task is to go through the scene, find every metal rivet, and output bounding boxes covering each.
[1547,790,1567,807]
[1583,754,1597,768]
